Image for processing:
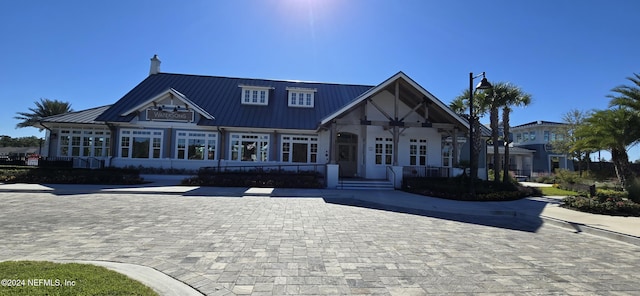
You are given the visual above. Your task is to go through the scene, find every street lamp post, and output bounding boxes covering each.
[469,72,492,194]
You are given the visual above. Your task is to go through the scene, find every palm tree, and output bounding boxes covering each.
[451,89,491,178]
[608,73,640,111]
[498,84,531,183]
[573,108,640,188]
[484,82,512,183]
[14,98,73,129]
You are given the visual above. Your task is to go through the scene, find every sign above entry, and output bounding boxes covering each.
[146,109,195,122]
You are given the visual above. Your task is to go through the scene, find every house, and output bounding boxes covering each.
[37,55,488,188]
[510,120,574,176]
[486,120,574,179]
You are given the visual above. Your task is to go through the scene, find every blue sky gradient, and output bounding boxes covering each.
[1,0,638,160]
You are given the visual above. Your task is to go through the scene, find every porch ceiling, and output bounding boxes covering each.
[378,77,464,127]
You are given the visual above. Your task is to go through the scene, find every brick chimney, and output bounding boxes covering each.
[149,54,161,75]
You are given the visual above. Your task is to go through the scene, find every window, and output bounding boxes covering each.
[287,87,316,108]
[58,129,111,157]
[230,133,269,161]
[240,85,271,106]
[516,133,522,143]
[554,132,564,141]
[543,130,550,142]
[175,131,217,160]
[442,143,451,167]
[120,129,163,159]
[530,131,536,141]
[71,131,81,156]
[281,135,318,163]
[523,132,529,142]
[409,139,427,166]
[375,137,393,165]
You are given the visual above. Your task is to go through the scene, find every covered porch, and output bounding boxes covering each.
[319,72,474,189]
[487,145,535,180]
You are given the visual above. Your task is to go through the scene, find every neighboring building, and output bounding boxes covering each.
[486,145,535,179]
[486,120,576,179]
[37,55,489,188]
[0,147,39,161]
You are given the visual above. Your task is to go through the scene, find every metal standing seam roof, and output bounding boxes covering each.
[40,105,112,125]
[512,120,565,129]
[95,73,375,130]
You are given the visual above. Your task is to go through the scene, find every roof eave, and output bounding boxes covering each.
[119,88,214,120]
[318,71,471,131]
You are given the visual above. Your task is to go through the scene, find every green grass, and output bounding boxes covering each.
[539,186,580,197]
[0,261,158,296]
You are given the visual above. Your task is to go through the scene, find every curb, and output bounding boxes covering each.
[341,197,640,247]
[67,260,205,296]
[538,215,640,247]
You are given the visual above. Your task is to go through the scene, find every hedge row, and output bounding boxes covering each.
[182,169,324,188]
[0,167,144,185]
[563,195,640,217]
[403,176,541,201]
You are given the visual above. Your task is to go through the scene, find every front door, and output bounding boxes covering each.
[337,132,358,177]
[550,156,560,173]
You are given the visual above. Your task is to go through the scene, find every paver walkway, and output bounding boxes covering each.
[1,189,639,295]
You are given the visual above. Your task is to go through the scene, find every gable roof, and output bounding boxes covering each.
[96,73,373,130]
[512,120,565,129]
[119,87,214,120]
[319,71,472,131]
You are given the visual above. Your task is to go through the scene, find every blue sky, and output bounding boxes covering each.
[1,0,639,161]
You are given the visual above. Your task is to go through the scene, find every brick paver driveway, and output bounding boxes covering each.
[1,191,639,295]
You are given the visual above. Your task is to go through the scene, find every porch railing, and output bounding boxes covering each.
[402,166,451,178]
[39,156,73,168]
[73,157,106,169]
[386,166,396,188]
[200,163,326,176]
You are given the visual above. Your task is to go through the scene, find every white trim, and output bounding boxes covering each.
[280,135,319,163]
[175,130,218,160]
[285,87,317,92]
[238,85,274,90]
[288,90,315,108]
[119,128,164,159]
[57,128,111,157]
[318,71,470,131]
[229,133,270,162]
[120,88,214,120]
[374,137,393,165]
[240,86,271,106]
[409,138,427,166]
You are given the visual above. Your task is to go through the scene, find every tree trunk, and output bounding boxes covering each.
[611,147,632,188]
[490,106,500,182]
[502,107,511,183]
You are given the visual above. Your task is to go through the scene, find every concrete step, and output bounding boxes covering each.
[339,180,395,190]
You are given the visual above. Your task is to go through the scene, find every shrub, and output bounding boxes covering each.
[563,195,640,217]
[535,175,555,184]
[625,177,640,203]
[402,176,541,201]
[182,168,323,188]
[0,167,143,185]
[595,189,627,202]
[554,169,582,184]
[123,165,197,175]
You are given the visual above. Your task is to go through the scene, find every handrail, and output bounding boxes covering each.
[200,163,327,176]
[402,166,451,178]
[386,166,396,189]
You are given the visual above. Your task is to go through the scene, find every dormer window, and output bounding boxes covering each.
[239,85,272,106]
[287,87,316,108]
